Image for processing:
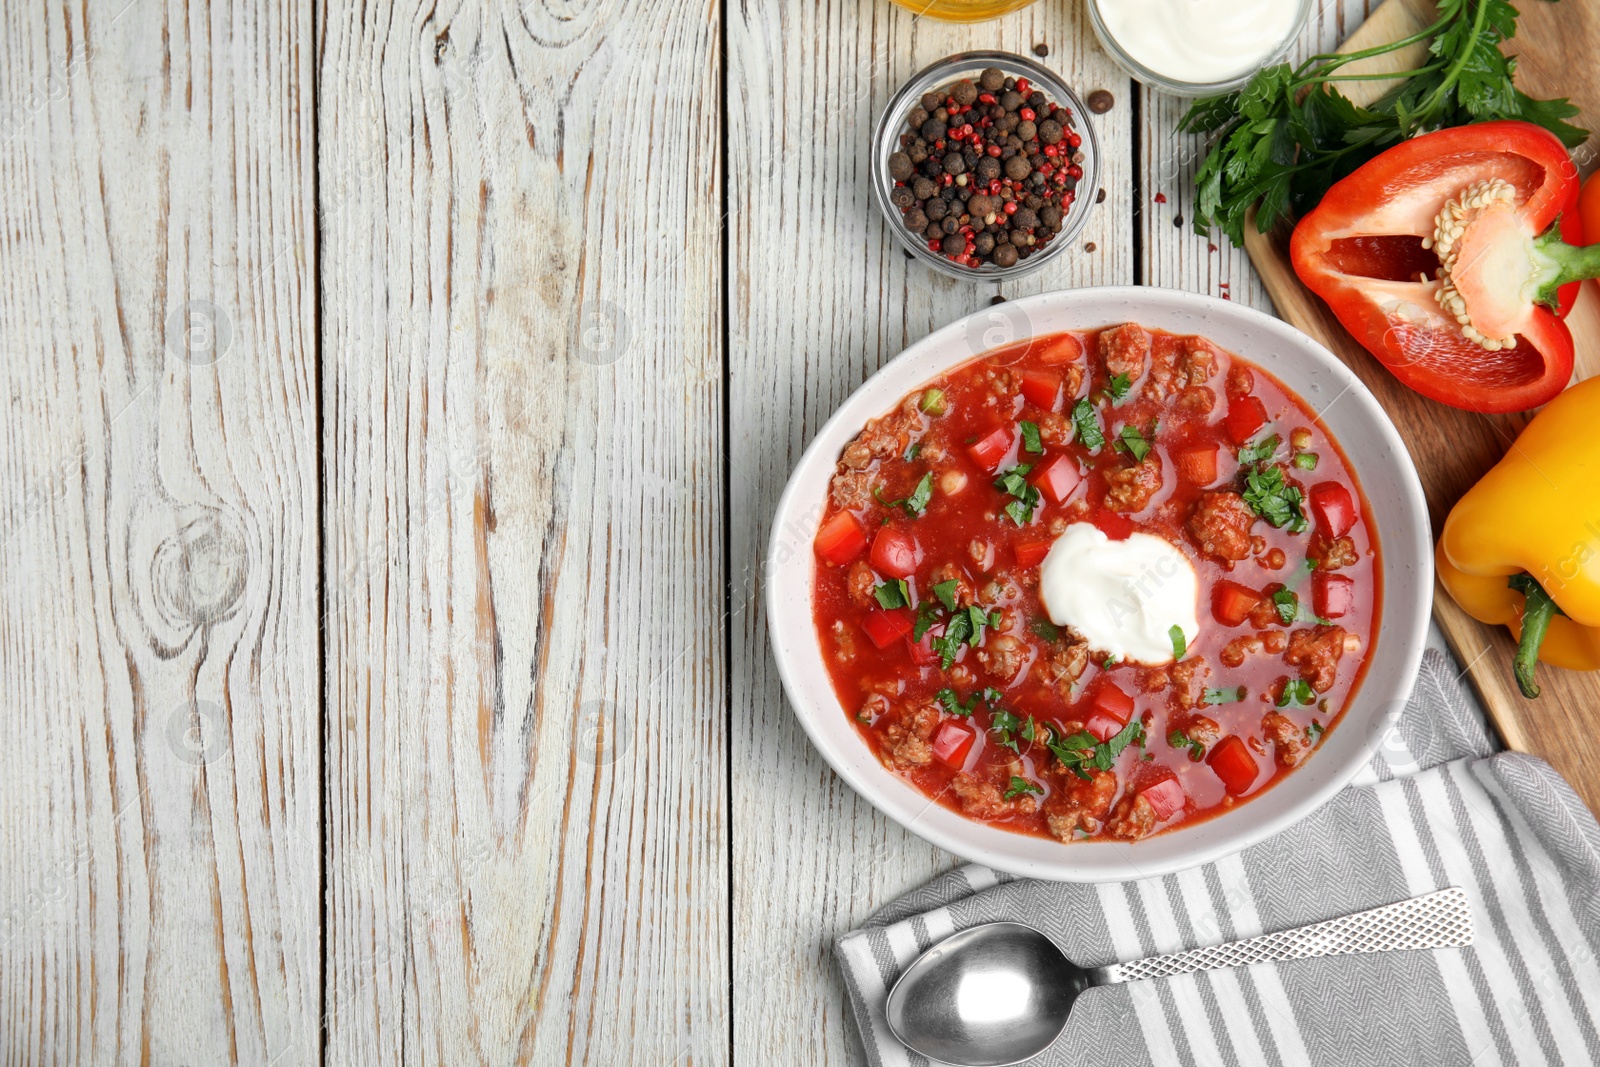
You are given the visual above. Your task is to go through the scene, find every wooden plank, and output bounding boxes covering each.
[1232,0,1600,816]
[729,1,1133,1059]
[317,0,726,1060]
[0,0,319,1060]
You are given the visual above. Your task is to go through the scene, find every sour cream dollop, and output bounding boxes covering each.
[1095,0,1303,86]
[1037,522,1200,666]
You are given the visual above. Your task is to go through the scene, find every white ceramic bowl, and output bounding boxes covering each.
[765,286,1432,882]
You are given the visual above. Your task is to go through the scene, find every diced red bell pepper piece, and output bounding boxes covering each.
[1225,396,1270,445]
[1020,368,1063,411]
[907,632,937,666]
[1091,508,1135,541]
[1290,121,1583,414]
[1172,443,1218,486]
[931,720,977,769]
[1313,571,1356,619]
[870,527,919,579]
[1035,333,1084,364]
[1084,712,1124,743]
[1015,538,1053,568]
[861,608,914,649]
[1206,735,1259,795]
[1140,775,1188,821]
[967,426,1013,473]
[814,510,868,565]
[1030,454,1081,506]
[1091,683,1135,726]
[1212,580,1263,627]
[1309,482,1356,539]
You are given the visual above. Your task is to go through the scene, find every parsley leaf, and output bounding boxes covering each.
[1278,678,1317,708]
[1272,588,1298,625]
[1168,728,1206,761]
[1071,398,1105,452]
[1306,720,1325,743]
[937,688,973,717]
[989,707,1024,752]
[1169,624,1187,660]
[872,579,909,610]
[1019,420,1043,454]
[932,611,972,669]
[994,464,1042,526]
[1203,686,1246,705]
[1103,373,1133,404]
[1047,720,1146,781]
[1114,424,1152,462]
[913,601,941,641]
[903,472,933,516]
[1003,775,1044,800]
[1237,432,1280,465]
[1180,0,1585,245]
[1243,465,1308,533]
[932,579,961,613]
[1030,617,1060,642]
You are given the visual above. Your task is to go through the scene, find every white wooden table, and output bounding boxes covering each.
[0,0,1378,1061]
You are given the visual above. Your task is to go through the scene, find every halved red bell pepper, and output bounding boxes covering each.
[1290,121,1600,414]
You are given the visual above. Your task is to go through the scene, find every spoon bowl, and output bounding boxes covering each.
[884,922,1086,1067]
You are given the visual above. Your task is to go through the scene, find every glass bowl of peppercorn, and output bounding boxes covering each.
[872,51,1102,281]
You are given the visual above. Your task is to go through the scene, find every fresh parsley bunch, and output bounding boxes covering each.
[1181,0,1586,245]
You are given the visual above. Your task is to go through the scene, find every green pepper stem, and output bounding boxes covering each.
[1533,229,1600,303]
[1509,574,1564,700]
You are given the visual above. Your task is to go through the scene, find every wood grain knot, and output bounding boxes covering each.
[151,509,249,630]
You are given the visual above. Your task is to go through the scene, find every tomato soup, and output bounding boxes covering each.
[811,324,1379,843]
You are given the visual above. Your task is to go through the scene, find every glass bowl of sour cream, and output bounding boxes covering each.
[1087,0,1313,95]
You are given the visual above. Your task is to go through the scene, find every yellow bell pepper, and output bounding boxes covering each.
[1437,375,1600,698]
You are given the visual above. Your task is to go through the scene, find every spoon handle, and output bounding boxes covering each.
[1090,886,1473,985]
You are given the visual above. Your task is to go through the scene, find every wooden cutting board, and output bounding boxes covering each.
[1243,0,1600,814]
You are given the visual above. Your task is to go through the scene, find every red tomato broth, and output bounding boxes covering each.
[811,325,1381,844]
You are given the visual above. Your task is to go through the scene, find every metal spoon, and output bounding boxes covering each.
[884,886,1473,1066]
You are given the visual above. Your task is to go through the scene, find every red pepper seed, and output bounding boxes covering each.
[961,124,974,137]
[1044,144,1059,158]
[1015,78,1031,94]
[987,144,1002,158]
[1004,201,1018,215]
[928,239,943,252]
[1068,132,1082,148]
[1068,164,1083,179]
[979,92,996,104]
[1020,107,1035,121]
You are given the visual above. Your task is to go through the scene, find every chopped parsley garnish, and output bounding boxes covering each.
[1306,720,1325,743]
[1272,589,1299,625]
[1292,451,1318,471]
[1203,686,1246,705]
[919,388,947,416]
[1114,424,1152,462]
[932,579,961,613]
[989,708,1026,752]
[1103,373,1133,404]
[876,472,935,517]
[1278,678,1317,708]
[1003,776,1044,800]
[994,464,1042,526]
[1071,398,1105,451]
[937,688,973,717]
[872,579,909,610]
[931,605,1001,669]
[1243,465,1309,533]
[1047,720,1146,781]
[1019,420,1043,454]
[1237,432,1281,465]
[904,442,922,462]
[1168,729,1206,762]
[913,601,941,641]
[1030,617,1060,642]
[1169,625,1187,660]
[1103,655,1117,670]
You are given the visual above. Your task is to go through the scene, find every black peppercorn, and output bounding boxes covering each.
[1000,90,1023,111]
[912,177,937,200]
[942,233,966,256]
[1037,120,1063,145]
[920,119,946,141]
[952,79,978,106]
[979,68,1004,91]
[888,152,914,182]
[890,185,914,209]
[920,91,940,112]
[993,243,1019,268]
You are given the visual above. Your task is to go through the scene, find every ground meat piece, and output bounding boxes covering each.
[858,692,891,724]
[882,704,940,770]
[1262,711,1314,768]
[1099,323,1151,382]
[1044,769,1117,840]
[1142,668,1171,692]
[1318,536,1360,570]
[1226,363,1254,400]
[1106,792,1158,842]
[1249,585,1283,630]
[952,772,1038,819]
[1179,337,1217,386]
[1220,633,1267,668]
[839,398,920,469]
[1188,491,1255,561]
[1285,625,1347,692]
[1105,456,1163,512]
[1263,629,1287,654]
[1036,410,1073,447]
[976,633,1029,683]
[1177,385,1216,414]
[930,562,974,607]
[1172,657,1210,709]
[1060,363,1086,399]
[1184,714,1222,748]
[830,468,877,510]
[1041,637,1090,696]
[846,561,876,605]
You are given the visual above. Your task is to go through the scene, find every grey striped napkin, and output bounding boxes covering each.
[836,650,1600,1066]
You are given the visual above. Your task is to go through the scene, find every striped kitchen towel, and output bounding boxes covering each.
[836,649,1600,1067]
